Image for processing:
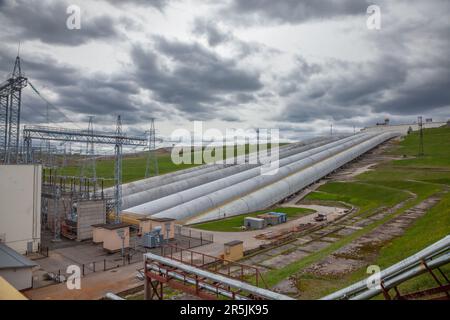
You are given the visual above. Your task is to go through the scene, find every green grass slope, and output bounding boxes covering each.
[192,207,315,232]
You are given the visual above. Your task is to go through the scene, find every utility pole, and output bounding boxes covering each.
[330,124,333,137]
[80,116,97,184]
[1,54,28,163]
[418,116,424,156]
[114,115,123,223]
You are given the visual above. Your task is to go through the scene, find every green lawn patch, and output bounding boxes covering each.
[263,127,450,296]
[191,207,315,232]
[304,181,410,215]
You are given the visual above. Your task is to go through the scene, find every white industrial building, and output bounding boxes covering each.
[0,164,42,254]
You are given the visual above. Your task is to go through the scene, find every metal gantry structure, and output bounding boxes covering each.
[145,118,159,178]
[80,116,97,182]
[114,116,123,223]
[0,55,28,164]
[23,120,148,222]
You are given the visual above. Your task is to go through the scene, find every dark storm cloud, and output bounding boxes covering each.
[279,52,449,123]
[276,1,450,124]
[0,46,165,126]
[374,71,450,115]
[0,0,119,45]
[224,0,369,25]
[131,36,263,120]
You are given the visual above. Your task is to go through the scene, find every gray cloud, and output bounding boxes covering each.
[223,0,370,25]
[0,46,165,126]
[131,36,263,120]
[0,0,120,45]
[104,0,170,10]
[1,0,448,138]
[192,19,232,47]
[275,1,450,125]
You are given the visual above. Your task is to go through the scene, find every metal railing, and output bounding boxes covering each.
[159,244,267,288]
[174,225,213,243]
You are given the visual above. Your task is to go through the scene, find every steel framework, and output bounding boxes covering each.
[80,116,97,181]
[0,55,28,163]
[322,235,450,300]
[143,246,293,300]
[145,118,159,178]
[23,122,147,221]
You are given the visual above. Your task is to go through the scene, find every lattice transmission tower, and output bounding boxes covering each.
[0,54,28,163]
[145,118,159,178]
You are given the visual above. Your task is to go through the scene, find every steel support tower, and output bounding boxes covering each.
[0,55,28,163]
[23,123,147,230]
[145,118,159,178]
[114,116,123,223]
[80,116,97,182]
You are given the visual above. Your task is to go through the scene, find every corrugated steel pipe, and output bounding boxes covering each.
[150,132,390,222]
[127,133,375,216]
[120,136,341,210]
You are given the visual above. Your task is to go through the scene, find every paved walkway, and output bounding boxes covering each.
[189,205,347,257]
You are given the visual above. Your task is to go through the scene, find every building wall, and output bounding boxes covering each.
[77,200,106,241]
[224,243,244,261]
[92,227,107,244]
[103,228,130,252]
[0,268,33,291]
[0,165,41,254]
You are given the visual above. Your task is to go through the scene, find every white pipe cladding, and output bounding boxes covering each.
[119,137,338,209]
[156,132,397,223]
[104,163,223,198]
[125,134,370,214]
[106,136,335,201]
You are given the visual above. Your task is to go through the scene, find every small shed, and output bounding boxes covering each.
[138,217,175,240]
[257,212,287,226]
[92,224,107,244]
[92,223,130,253]
[244,217,265,230]
[223,240,244,261]
[0,243,38,291]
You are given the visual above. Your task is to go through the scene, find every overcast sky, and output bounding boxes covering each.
[0,0,449,141]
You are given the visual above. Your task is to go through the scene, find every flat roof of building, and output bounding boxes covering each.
[244,217,265,221]
[0,243,38,270]
[150,217,176,222]
[225,240,243,247]
[91,223,131,230]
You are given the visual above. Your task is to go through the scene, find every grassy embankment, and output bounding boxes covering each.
[260,127,450,296]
